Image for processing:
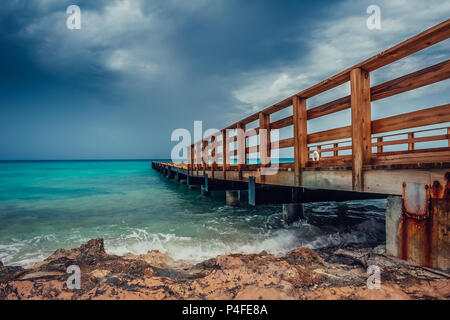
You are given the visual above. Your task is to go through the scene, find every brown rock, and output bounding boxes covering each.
[133,250,177,268]
[20,271,65,281]
[216,255,244,269]
[32,238,109,271]
[1,239,448,300]
[283,247,324,267]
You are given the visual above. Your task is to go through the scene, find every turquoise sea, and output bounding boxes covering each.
[0,160,386,267]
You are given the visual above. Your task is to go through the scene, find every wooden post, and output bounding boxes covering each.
[211,135,216,178]
[350,67,371,192]
[191,145,195,172]
[293,96,308,186]
[333,143,338,158]
[222,130,228,178]
[408,132,415,151]
[447,128,450,147]
[186,145,191,173]
[377,137,383,153]
[202,140,208,171]
[194,143,197,170]
[448,128,450,147]
[237,123,246,175]
[259,112,271,167]
[195,142,202,171]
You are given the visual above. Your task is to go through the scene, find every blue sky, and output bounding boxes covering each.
[0,0,449,160]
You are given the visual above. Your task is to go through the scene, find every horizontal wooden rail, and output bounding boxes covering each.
[270,116,293,130]
[186,20,450,180]
[307,60,450,119]
[309,145,352,154]
[220,19,450,130]
[372,104,450,134]
[373,134,448,147]
[307,126,352,144]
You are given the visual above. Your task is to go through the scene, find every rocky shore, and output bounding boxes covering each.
[0,239,448,300]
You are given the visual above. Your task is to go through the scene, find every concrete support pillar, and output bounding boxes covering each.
[430,198,449,271]
[187,176,200,190]
[385,194,449,272]
[201,173,210,196]
[282,203,304,225]
[248,176,256,206]
[226,190,240,206]
[386,196,403,258]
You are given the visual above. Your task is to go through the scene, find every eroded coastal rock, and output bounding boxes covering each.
[0,239,448,300]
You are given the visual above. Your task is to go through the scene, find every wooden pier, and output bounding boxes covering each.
[153,20,450,271]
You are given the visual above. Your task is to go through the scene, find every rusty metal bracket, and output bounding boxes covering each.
[401,182,430,221]
[430,172,450,200]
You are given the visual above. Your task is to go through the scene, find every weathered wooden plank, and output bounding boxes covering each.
[307,96,351,120]
[195,142,202,169]
[308,144,352,153]
[371,59,450,101]
[237,122,246,169]
[372,134,448,148]
[361,20,450,72]
[222,130,228,172]
[271,137,294,150]
[211,135,217,170]
[376,137,383,153]
[259,112,271,167]
[448,128,450,147]
[190,145,195,171]
[374,147,450,159]
[372,104,450,134]
[293,96,308,185]
[246,145,258,154]
[372,150,450,166]
[350,68,371,191]
[307,60,450,120]
[270,116,293,129]
[307,126,351,144]
[202,140,208,169]
[307,156,353,168]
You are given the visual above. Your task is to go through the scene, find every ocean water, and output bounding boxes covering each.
[0,161,386,268]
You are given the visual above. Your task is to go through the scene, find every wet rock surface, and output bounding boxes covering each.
[0,239,448,300]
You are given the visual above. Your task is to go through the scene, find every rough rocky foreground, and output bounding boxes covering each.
[0,239,448,300]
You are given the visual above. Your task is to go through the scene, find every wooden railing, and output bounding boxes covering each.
[186,20,450,191]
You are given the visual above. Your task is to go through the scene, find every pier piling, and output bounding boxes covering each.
[226,190,240,206]
[282,203,304,225]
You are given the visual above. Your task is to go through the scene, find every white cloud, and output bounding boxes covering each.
[231,0,450,113]
[19,0,168,79]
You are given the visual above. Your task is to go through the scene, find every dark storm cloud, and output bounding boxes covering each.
[0,0,448,160]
